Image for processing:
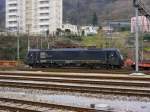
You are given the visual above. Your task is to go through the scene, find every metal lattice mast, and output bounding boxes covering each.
[133,0,150,72]
[133,0,150,20]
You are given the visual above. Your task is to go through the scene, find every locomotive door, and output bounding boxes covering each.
[107,51,116,66]
[27,52,38,66]
[40,52,47,63]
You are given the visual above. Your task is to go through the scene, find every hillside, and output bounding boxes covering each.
[63,0,150,25]
[63,0,132,24]
[0,0,150,27]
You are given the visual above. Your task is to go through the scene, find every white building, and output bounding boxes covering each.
[131,16,150,33]
[6,0,63,35]
[102,26,114,33]
[81,26,99,36]
[62,23,78,34]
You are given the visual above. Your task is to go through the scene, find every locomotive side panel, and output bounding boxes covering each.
[46,50,107,67]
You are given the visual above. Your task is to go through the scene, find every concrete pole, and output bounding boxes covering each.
[135,7,139,72]
[47,38,49,49]
[17,16,20,61]
[17,34,20,60]
[27,36,30,51]
[27,25,30,51]
[37,37,39,49]
[40,37,43,49]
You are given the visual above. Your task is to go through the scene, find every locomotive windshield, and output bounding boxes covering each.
[27,52,33,59]
[117,49,123,60]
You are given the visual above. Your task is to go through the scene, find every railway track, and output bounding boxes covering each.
[0,97,99,112]
[18,67,150,74]
[0,72,150,97]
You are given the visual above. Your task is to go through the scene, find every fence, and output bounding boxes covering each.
[0,60,17,67]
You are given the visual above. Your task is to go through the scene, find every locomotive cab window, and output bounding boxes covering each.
[108,51,115,58]
[27,52,34,59]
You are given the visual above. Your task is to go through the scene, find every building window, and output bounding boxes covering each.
[9,15,17,18]
[8,21,17,24]
[40,13,49,16]
[9,0,17,1]
[8,27,17,31]
[40,19,49,22]
[40,25,49,28]
[9,9,17,13]
[9,3,17,7]
[40,1,49,4]
[39,7,49,10]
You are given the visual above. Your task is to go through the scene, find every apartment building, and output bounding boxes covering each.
[131,16,150,33]
[6,0,63,35]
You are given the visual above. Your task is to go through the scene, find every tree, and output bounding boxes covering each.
[46,29,49,36]
[143,33,150,41]
[65,29,71,35]
[92,12,98,26]
[56,28,62,36]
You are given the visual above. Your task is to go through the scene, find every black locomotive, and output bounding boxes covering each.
[25,48,124,69]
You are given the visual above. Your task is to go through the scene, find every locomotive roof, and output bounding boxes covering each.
[29,48,119,52]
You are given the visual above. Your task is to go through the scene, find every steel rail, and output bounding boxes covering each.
[0,105,40,112]
[0,72,150,97]
[0,75,149,87]
[0,81,150,97]
[0,97,104,112]
[0,72,150,81]
[16,68,150,74]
